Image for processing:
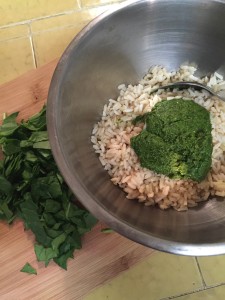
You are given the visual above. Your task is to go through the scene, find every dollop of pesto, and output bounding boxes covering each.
[131,99,213,182]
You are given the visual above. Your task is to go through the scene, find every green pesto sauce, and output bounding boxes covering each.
[131,99,213,182]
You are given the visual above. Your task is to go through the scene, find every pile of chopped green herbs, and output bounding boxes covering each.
[0,106,97,273]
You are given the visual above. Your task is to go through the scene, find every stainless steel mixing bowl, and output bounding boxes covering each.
[47,0,225,256]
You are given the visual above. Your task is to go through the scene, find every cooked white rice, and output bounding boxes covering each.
[91,65,225,211]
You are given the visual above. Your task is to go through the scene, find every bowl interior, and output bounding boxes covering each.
[48,0,225,255]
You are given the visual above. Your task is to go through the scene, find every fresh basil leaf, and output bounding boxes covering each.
[38,149,51,159]
[70,217,86,227]
[70,230,82,249]
[33,141,51,150]
[31,175,62,201]
[65,202,85,219]
[45,228,63,239]
[62,223,75,235]
[0,112,19,137]
[44,199,61,213]
[4,153,23,179]
[0,202,14,222]
[29,131,48,142]
[22,167,33,180]
[54,210,67,222]
[20,262,37,275]
[42,212,57,227]
[20,140,33,148]
[15,126,30,141]
[2,139,21,155]
[83,213,98,229]
[23,107,46,131]
[34,244,58,267]
[53,249,74,270]
[25,151,38,163]
[59,241,72,254]
[0,175,13,194]
[51,233,67,251]
[20,199,52,247]
[101,228,114,233]
[0,159,3,174]
[52,223,61,230]
[56,173,64,185]
[2,112,18,124]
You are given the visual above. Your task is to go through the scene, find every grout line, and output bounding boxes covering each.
[31,22,86,35]
[28,23,37,68]
[0,35,29,43]
[160,281,225,300]
[0,22,87,43]
[0,10,74,29]
[77,0,82,9]
[0,16,92,43]
[0,3,114,30]
[0,10,79,29]
[195,257,207,287]
[160,287,205,300]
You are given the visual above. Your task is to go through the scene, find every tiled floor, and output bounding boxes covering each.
[84,252,225,300]
[1,1,225,299]
[85,253,203,300]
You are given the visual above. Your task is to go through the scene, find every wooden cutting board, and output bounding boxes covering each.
[0,60,154,300]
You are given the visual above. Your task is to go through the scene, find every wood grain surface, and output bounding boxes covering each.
[0,60,153,300]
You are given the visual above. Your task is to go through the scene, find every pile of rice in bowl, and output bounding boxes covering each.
[91,65,225,211]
